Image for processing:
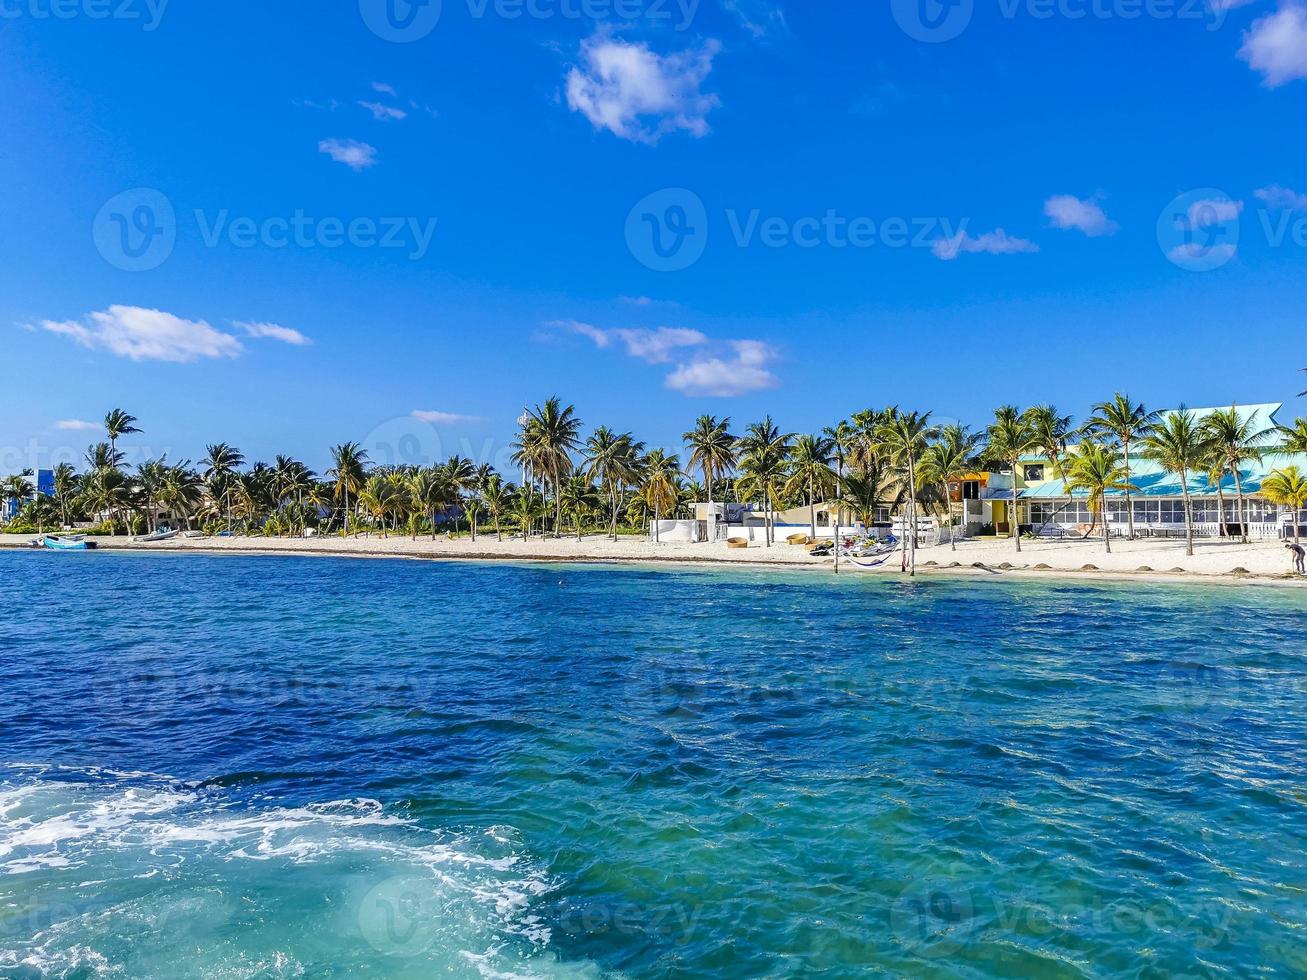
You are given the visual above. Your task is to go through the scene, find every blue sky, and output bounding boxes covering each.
[3,0,1306,474]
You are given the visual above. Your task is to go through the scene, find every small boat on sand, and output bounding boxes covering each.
[44,535,94,550]
[133,529,179,543]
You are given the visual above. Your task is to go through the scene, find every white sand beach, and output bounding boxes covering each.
[12,531,1305,588]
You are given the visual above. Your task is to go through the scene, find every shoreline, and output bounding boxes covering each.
[4,533,1306,590]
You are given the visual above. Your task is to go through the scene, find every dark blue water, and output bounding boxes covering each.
[1,551,1304,977]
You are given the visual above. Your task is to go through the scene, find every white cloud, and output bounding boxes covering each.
[1187,198,1243,226]
[1255,183,1307,209]
[933,228,1040,260]
[318,138,378,170]
[358,100,407,121]
[553,320,707,363]
[722,0,788,38]
[665,340,780,397]
[55,419,100,431]
[1043,194,1119,236]
[411,410,480,425]
[36,306,243,363]
[232,321,313,346]
[372,82,398,96]
[566,35,720,144]
[1240,4,1307,86]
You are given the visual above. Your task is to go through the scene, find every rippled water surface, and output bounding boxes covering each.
[1,551,1305,977]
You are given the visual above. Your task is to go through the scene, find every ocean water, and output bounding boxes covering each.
[0,551,1304,978]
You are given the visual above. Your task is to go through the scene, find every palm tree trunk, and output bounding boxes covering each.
[1012,460,1022,553]
[809,474,816,538]
[1102,493,1112,553]
[907,451,918,576]
[1233,469,1249,544]
[1181,478,1195,557]
[1124,441,1135,540]
[1216,482,1227,538]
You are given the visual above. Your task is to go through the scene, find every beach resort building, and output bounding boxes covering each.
[970,403,1307,540]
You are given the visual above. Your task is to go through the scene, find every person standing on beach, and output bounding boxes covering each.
[1286,541,1305,574]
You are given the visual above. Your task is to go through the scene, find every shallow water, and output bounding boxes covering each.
[0,551,1304,977]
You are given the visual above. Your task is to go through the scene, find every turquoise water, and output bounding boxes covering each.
[1,552,1305,978]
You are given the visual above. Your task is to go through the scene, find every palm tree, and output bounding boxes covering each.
[641,449,682,543]
[409,468,454,540]
[135,457,170,532]
[1063,442,1136,553]
[52,462,78,528]
[202,443,245,534]
[440,456,477,536]
[1261,466,1307,544]
[986,406,1040,552]
[103,409,140,463]
[1141,409,1204,557]
[1278,417,1307,456]
[876,410,938,574]
[77,466,130,533]
[559,470,600,540]
[784,434,836,538]
[736,417,793,546]
[1028,404,1074,488]
[513,397,582,537]
[920,423,982,552]
[1084,394,1156,540]
[683,415,737,517]
[584,427,642,542]
[328,442,368,535]
[481,475,513,541]
[510,484,544,541]
[158,463,203,530]
[1201,406,1276,544]
[85,441,122,472]
[1,474,31,524]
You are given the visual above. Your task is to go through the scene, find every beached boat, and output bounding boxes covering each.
[133,529,179,542]
[43,535,94,550]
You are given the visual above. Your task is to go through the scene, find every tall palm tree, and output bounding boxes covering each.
[52,462,78,528]
[1063,442,1136,553]
[480,474,513,541]
[683,415,737,515]
[85,441,122,472]
[440,455,477,536]
[328,442,368,535]
[876,410,938,574]
[986,406,1040,552]
[1201,406,1276,544]
[920,423,983,551]
[736,417,793,546]
[158,463,203,530]
[1261,466,1307,544]
[1141,408,1204,557]
[513,397,582,536]
[77,466,130,533]
[202,443,245,534]
[103,409,140,464]
[1084,394,1156,540]
[1,474,32,525]
[641,449,682,543]
[135,457,170,533]
[584,427,642,542]
[784,434,836,538]
[409,468,454,540]
[510,484,544,541]
[1028,404,1074,488]
[559,470,600,540]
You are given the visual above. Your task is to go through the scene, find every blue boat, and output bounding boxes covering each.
[43,535,92,551]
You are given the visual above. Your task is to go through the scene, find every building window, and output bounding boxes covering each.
[962,480,981,500]
[1023,464,1044,482]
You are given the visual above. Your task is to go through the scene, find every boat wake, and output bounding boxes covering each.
[0,764,594,978]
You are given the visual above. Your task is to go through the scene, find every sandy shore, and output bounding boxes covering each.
[6,530,1306,588]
